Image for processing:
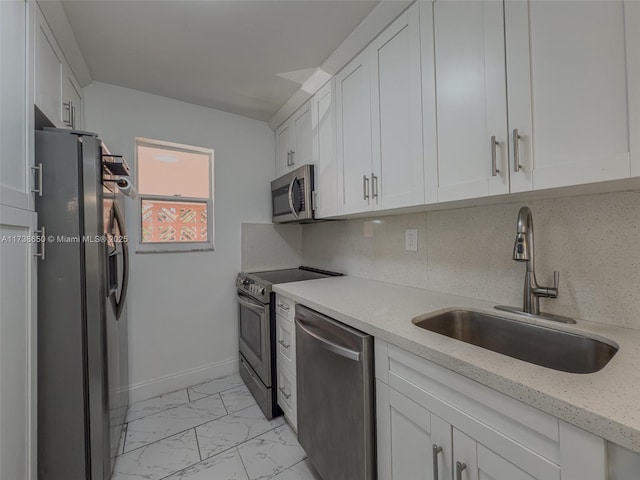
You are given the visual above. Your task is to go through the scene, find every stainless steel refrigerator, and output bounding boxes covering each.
[36,128,129,480]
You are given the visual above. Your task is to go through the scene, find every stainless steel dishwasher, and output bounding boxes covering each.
[295,305,375,480]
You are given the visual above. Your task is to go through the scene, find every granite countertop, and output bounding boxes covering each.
[273,275,640,453]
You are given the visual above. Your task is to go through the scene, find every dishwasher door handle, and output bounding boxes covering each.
[296,319,361,362]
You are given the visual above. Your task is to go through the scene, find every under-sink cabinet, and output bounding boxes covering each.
[275,294,297,430]
[375,339,607,480]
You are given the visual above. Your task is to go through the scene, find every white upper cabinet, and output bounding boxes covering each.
[337,3,423,215]
[34,5,83,130]
[505,0,634,192]
[62,63,82,130]
[336,50,373,215]
[370,4,424,210]
[275,100,312,177]
[275,121,294,176]
[312,80,339,219]
[1,0,34,212]
[433,0,509,202]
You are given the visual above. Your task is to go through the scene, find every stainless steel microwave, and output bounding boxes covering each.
[271,164,315,223]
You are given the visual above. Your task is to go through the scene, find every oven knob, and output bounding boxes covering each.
[242,278,249,286]
[259,287,265,295]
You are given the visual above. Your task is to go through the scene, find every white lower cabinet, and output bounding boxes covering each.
[376,340,606,480]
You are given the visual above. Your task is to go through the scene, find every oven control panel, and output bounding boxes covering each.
[237,275,268,302]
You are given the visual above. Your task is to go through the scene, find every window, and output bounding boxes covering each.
[135,138,214,253]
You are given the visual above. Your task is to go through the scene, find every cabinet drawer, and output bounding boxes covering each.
[275,294,295,322]
[277,366,297,430]
[276,314,296,375]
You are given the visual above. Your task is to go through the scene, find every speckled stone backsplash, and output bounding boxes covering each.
[301,190,640,331]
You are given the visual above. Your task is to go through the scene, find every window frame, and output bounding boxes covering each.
[134,137,214,253]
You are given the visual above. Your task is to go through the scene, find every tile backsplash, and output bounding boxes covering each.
[301,190,640,331]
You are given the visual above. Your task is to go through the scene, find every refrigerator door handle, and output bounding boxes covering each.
[113,202,129,320]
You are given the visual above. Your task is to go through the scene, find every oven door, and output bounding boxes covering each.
[238,292,271,386]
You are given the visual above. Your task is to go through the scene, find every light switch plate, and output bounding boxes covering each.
[405,229,418,252]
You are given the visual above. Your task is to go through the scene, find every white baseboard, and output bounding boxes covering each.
[127,357,239,404]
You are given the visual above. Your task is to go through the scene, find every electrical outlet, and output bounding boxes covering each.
[405,229,418,252]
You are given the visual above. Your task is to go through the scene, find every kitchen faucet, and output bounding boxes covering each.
[496,206,576,324]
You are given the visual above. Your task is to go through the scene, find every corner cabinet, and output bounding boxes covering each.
[275,100,312,177]
[311,80,339,219]
[34,4,83,129]
[375,339,607,480]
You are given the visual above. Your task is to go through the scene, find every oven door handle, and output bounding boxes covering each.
[287,176,300,219]
[238,295,266,315]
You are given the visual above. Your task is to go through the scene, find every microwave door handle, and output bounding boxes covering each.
[287,176,299,219]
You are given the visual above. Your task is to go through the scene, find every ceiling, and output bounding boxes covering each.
[62,0,380,121]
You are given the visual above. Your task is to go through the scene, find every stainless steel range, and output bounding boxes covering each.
[236,266,342,419]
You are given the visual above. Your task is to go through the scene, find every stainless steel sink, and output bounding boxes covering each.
[412,310,618,374]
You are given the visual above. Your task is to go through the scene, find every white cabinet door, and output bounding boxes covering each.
[35,5,63,128]
[62,63,82,130]
[0,0,33,212]
[453,429,538,480]
[312,80,339,219]
[433,0,509,202]
[370,4,424,210]
[275,120,294,177]
[291,101,312,170]
[336,51,373,215]
[0,205,38,480]
[506,0,632,191]
[420,0,439,204]
[377,382,453,480]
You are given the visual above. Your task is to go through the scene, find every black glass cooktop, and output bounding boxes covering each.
[249,266,342,285]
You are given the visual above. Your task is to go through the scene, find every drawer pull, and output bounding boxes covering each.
[279,387,291,400]
[456,461,467,480]
[277,302,290,311]
[278,339,291,350]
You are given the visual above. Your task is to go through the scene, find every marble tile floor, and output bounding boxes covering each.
[113,373,321,480]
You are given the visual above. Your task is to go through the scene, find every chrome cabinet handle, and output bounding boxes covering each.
[34,226,46,260]
[433,445,443,479]
[278,339,291,350]
[363,175,370,200]
[456,461,467,480]
[279,387,291,400]
[71,104,76,129]
[286,151,291,167]
[290,150,295,166]
[63,101,73,127]
[287,176,299,219]
[372,173,378,200]
[31,163,43,196]
[491,136,500,177]
[277,302,290,311]
[513,128,522,172]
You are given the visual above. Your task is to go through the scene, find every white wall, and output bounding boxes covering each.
[241,223,302,272]
[84,82,275,401]
[302,190,640,331]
